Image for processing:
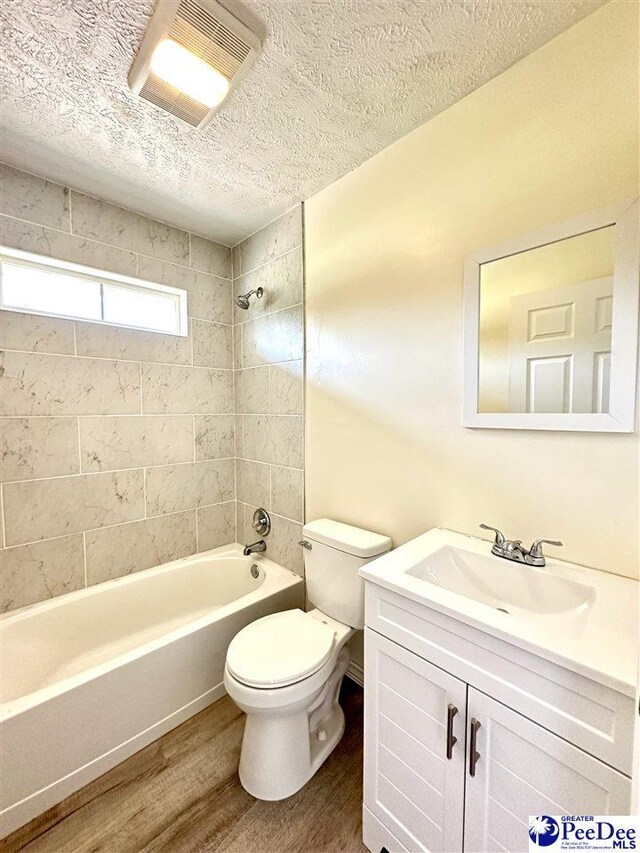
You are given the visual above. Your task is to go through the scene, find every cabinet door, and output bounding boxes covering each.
[464,688,632,853]
[364,629,467,853]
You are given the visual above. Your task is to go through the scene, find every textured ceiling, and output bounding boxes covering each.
[0,0,605,245]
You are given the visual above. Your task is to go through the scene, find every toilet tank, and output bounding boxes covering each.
[302,519,391,629]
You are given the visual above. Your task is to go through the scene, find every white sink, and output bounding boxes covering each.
[359,528,639,694]
[405,544,595,618]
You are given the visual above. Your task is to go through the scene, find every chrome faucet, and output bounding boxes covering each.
[243,540,266,557]
[479,524,563,567]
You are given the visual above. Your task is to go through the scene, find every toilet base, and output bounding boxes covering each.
[237,647,350,800]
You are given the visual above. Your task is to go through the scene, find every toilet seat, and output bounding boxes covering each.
[226,610,336,688]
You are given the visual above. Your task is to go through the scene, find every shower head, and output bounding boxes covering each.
[235,287,264,310]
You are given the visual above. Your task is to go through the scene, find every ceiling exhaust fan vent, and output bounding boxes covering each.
[139,74,210,128]
[129,0,261,129]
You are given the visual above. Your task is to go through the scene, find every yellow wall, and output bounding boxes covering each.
[305,2,639,583]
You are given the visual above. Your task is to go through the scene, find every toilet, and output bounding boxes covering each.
[224,518,391,800]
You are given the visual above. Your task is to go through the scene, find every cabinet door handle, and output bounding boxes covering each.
[446,703,458,759]
[469,718,481,777]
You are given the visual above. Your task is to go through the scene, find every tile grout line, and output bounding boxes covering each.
[0,309,236,332]
[235,301,304,329]
[1,211,234,280]
[0,413,233,420]
[0,220,234,282]
[0,456,237,487]
[232,297,239,533]
[4,501,239,552]
[233,243,302,282]
[236,357,302,372]
[82,530,88,588]
[3,168,231,250]
[0,484,5,549]
[301,200,307,537]
[236,458,303,472]
[233,495,238,544]
[232,204,301,250]
[76,416,83,475]
[1,346,237,371]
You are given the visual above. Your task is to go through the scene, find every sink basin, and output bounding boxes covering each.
[406,545,595,618]
[359,528,638,695]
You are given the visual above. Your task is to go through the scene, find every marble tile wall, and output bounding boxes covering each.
[232,207,305,575]
[0,164,236,612]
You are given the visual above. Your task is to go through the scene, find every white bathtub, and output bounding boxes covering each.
[0,544,304,838]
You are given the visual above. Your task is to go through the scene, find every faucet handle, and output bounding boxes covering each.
[529,538,563,558]
[479,524,506,546]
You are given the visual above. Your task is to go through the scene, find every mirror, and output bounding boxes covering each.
[463,199,639,432]
[478,226,614,415]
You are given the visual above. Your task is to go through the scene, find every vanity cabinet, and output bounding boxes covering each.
[363,584,634,853]
[364,631,466,852]
[463,689,631,853]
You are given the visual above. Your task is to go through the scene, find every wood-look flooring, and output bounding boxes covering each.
[3,679,367,853]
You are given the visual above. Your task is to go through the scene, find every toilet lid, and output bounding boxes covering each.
[226,610,336,688]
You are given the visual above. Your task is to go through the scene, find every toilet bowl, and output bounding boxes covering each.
[225,519,391,801]
[224,609,353,800]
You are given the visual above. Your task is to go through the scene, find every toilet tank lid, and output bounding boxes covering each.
[303,518,391,558]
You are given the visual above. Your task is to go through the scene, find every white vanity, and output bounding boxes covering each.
[360,529,638,853]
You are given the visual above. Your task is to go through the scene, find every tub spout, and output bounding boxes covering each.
[243,540,266,556]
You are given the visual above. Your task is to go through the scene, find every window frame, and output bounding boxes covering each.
[0,246,189,337]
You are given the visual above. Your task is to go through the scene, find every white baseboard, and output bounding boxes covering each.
[346,660,364,687]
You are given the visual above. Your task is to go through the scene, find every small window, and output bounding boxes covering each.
[0,247,188,336]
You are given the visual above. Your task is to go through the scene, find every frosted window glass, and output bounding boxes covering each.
[2,263,102,319]
[103,284,178,333]
[0,255,187,336]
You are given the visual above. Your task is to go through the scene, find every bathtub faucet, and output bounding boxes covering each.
[243,540,266,556]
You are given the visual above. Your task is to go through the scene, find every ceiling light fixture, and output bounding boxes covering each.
[129,0,261,128]
[149,38,229,109]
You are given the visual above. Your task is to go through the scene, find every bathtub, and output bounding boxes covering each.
[0,544,304,838]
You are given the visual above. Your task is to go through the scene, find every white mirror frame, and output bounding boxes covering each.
[463,198,639,432]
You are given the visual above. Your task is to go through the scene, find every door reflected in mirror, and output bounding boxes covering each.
[478,226,614,414]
